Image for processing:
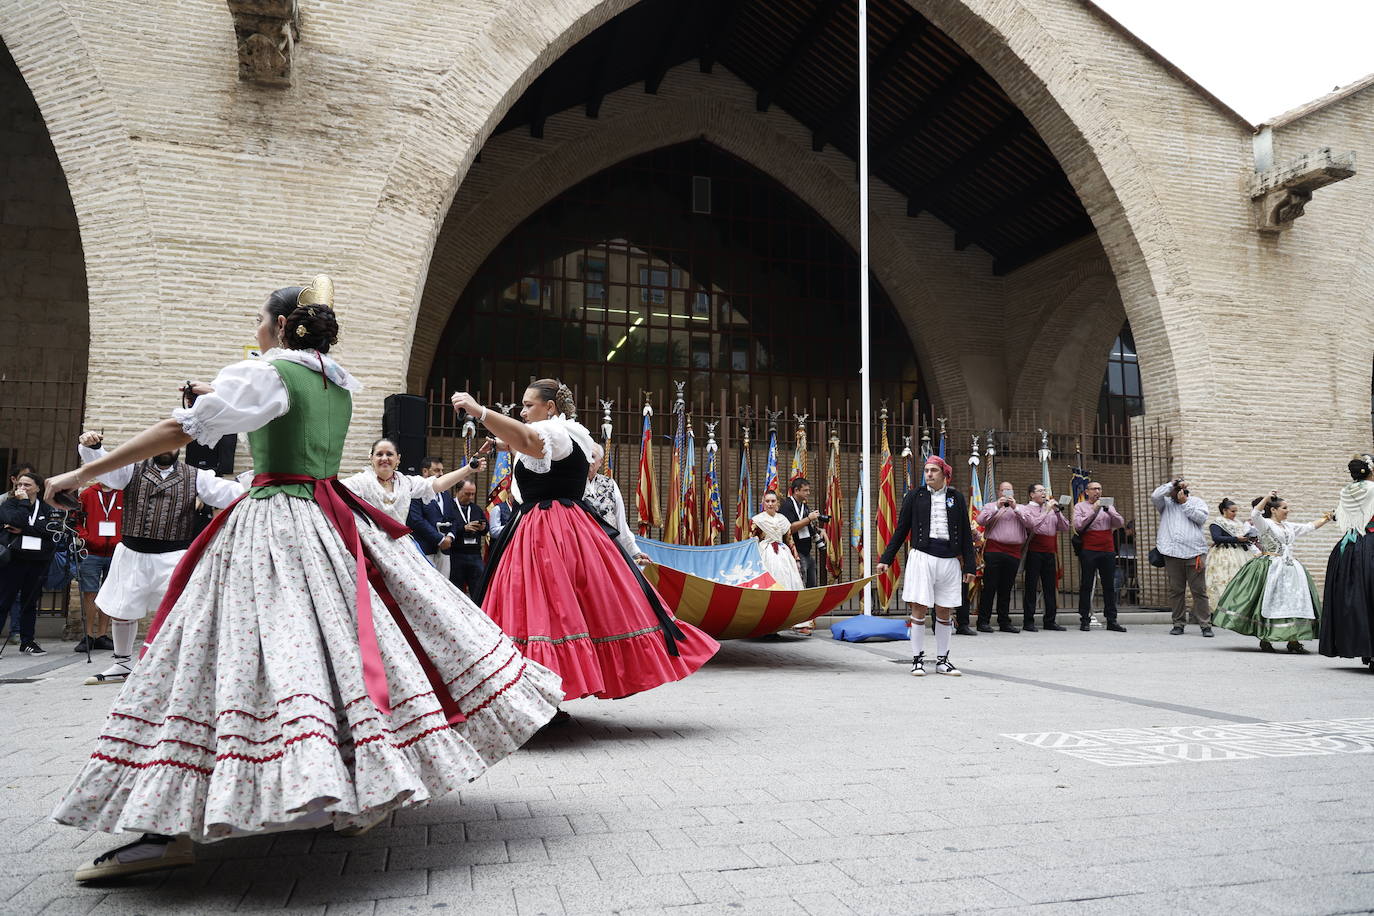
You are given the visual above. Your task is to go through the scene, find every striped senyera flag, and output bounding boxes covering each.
[635,403,661,535]
[875,413,901,612]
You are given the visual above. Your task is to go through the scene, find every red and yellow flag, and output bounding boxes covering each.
[635,402,661,535]
[665,397,684,544]
[824,427,845,578]
[734,431,753,541]
[875,410,901,611]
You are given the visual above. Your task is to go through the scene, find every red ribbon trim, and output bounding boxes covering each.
[143,473,466,724]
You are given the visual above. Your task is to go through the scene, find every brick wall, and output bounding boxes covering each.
[2,0,1371,580]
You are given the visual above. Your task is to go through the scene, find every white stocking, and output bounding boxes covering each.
[909,610,927,656]
[934,615,953,657]
[110,618,136,659]
[98,619,138,678]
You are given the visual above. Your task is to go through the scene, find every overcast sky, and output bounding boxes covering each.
[1094,0,1374,124]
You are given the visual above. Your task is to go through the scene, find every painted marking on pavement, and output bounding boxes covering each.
[1005,718,1374,767]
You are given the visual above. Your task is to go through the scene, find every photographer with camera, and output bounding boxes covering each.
[975,481,1033,633]
[1019,483,1071,631]
[1152,476,1213,636]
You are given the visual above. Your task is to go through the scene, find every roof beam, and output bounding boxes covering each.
[905,114,1028,217]
[812,15,931,152]
[527,73,550,138]
[756,0,845,112]
[952,171,1069,244]
[872,58,980,168]
[699,0,747,74]
[585,18,627,118]
[991,216,1096,275]
[644,0,694,94]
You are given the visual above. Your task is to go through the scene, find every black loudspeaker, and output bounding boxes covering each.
[383,394,427,475]
[185,434,237,476]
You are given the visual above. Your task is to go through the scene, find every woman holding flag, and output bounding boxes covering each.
[457,382,717,705]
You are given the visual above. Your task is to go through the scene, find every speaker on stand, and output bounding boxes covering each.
[382,394,427,475]
[185,434,237,476]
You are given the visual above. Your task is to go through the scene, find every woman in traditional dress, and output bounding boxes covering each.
[45,278,561,883]
[455,382,717,704]
[583,443,648,564]
[1205,498,1258,608]
[1319,455,1374,666]
[1213,491,1331,652]
[342,437,488,560]
[751,491,804,590]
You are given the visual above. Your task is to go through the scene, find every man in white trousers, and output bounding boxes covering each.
[877,456,977,677]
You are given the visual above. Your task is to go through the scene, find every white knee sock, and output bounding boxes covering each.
[110,619,136,659]
[934,617,952,657]
[98,619,138,678]
[909,617,927,656]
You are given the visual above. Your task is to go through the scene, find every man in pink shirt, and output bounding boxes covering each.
[1017,484,1070,631]
[975,482,1033,633]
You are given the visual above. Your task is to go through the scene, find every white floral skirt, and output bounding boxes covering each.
[51,494,561,842]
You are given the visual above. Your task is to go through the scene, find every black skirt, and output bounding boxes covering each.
[1319,531,1374,659]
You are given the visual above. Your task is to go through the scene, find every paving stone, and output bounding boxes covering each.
[11,630,1374,915]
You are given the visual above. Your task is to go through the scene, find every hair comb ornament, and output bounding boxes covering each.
[297,274,334,309]
[295,324,308,338]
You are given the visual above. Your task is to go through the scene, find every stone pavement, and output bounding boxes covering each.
[3,624,1374,916]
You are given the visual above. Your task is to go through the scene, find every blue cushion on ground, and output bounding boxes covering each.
[829,615,908,642]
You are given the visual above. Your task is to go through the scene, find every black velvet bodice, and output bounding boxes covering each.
[513,449,590,505]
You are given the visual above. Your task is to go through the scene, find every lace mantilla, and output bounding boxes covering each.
[259,348,363,392]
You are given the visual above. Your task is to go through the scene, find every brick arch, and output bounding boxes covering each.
[407,78,966,411]
[907,0,1200,424]
[0,7,155,403]
[1011,273,1125,421]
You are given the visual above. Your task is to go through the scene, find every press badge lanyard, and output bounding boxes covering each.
[21,499,42,551]
[790,497,810,539]
[458,503,478,543]
[97,491,118,538]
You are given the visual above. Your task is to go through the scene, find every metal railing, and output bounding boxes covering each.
[422,380,1175,612]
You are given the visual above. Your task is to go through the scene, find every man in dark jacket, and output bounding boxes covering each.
[408,456,455,577]
[877,456,976,677]
[0,470,67,655]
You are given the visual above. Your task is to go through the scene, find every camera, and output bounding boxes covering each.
[468,457,482,469]
[817,513,832,525]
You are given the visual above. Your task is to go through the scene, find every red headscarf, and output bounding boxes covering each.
[923,456,954,483]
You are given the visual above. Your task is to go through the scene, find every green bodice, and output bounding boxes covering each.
[247,359,353,500]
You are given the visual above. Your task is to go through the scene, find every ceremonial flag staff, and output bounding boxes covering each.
[858,0,873,613]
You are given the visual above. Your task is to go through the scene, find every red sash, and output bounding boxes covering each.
[143,473,466,724]
[985,540,1023,558]
[1029,534,1058,553]
[1081,528,1115,552]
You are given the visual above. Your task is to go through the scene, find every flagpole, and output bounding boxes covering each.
[858,0,873,614]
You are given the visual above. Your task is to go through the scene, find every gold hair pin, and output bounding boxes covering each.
[298,274,334,309]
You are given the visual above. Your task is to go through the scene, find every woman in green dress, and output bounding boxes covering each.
[1213,492,1332,652]
[44,277,562,883]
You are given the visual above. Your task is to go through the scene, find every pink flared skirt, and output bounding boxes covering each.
[482,502,719,700]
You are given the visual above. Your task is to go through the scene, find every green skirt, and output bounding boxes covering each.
[1212,556,1320,642]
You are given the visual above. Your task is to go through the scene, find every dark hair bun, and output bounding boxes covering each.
[1349,457,1373,482]
[283,304,340,353]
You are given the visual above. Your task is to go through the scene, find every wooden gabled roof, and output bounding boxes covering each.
[492,0,1095,275]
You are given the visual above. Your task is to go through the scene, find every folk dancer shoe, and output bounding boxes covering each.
[75,835,195,883]
[84,654,132,685]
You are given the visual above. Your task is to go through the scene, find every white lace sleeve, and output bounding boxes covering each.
[519,418,574,474]
[195,468,246,509]
[172,360,289,447]
[398,472,437,504]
